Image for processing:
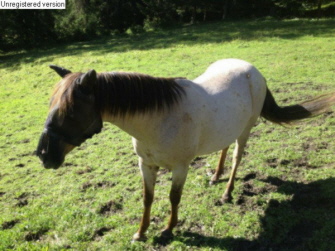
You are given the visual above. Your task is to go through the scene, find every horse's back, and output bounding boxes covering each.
[193,59,266,114]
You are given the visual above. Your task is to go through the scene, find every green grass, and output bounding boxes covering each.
[1,19,335,250]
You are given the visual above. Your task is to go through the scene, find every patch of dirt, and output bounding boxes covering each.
[20,139,30,144]
[125,187,136,192]
[61,245,72,249]
[128,216,141,226]
[187,222,206,233]
[243,172,257,181]
[318,141,328,150]
[177,219,185,227]
[63,162,78,167]
[261,177,285,187]
[265,158,278,168]
[206,168,215,177]
[250,129,261,138]
[265,128,274,134]
[129,160,138,167]
[15,192,29,207]
[92,226,112,240]
[151,216,163,225]
[265,156,317,169]
[76,166,92,175]
[24,228,49,241]
[157,169,170,176]
[2,219,20,230]
[293,156,318,169]
[94,181,116,188]
[279,159,291,166]
[18,152,35,157]
[242,183,257,197]
[301,140,317,152]
[236,196,246,205]
[16,199,28,207]
[82,182,92,190]
[190,156,207,169]
[16,192,29,199]
[81,181,116,191]
[237,174,278,210]
[242,181,276,198]
[97,200,123,215]
[116,151,129,156]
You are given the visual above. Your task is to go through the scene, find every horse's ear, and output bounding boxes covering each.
[77,69,97,93]
[49,65,72,78]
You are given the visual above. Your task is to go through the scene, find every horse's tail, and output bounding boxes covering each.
[261,87,335,125]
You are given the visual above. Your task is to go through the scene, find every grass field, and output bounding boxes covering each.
[1,19,335,250]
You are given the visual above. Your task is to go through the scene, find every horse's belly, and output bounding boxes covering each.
[195,111,252,155]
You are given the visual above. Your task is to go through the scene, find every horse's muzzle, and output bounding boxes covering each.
[36,131,65,169]
[39,154,63,169]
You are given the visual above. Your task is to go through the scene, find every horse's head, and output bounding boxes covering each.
[36,66,102,169]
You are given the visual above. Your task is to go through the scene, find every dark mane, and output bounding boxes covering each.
[96,72,186,116]
[50,71,186,117]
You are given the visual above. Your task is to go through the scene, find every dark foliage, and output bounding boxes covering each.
[1,0,334,51]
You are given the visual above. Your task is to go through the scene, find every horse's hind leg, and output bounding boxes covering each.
[221,123,253,204]
[210,147,229,185]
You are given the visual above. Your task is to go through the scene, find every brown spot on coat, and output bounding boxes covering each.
[182,113,192,123]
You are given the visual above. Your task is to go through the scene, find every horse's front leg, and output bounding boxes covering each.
[133,159,159,242]
[161,166,188,238]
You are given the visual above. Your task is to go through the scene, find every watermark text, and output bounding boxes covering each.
[1,0,65,9]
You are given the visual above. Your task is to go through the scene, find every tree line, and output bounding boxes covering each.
[1,0,334,51]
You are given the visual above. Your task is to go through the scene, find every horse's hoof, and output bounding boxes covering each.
[132,232,147,242]
[209,179,218,186]
[221,194,233,204]
[161,229,174,239]
[215,195,233,206]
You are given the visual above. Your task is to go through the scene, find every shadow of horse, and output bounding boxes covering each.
[154,177,335,251]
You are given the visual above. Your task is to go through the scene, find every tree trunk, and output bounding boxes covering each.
[317,0,323,20]
[203,6,207,21]
[222,0,230,20]
[191,5,196,24]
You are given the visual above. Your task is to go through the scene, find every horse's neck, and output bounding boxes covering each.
[102,112,165,143]
[96,73,186,142]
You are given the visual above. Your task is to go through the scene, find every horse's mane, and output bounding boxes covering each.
[50,72,81,115]
[96,72,186,116]
[50,71,186,117]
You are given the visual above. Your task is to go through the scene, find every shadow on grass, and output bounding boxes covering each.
[1,19,335,70]
[155,177,335,251]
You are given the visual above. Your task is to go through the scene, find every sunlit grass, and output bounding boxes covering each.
[1,19,335,250]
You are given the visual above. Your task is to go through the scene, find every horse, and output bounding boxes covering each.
[36,59,335,241]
